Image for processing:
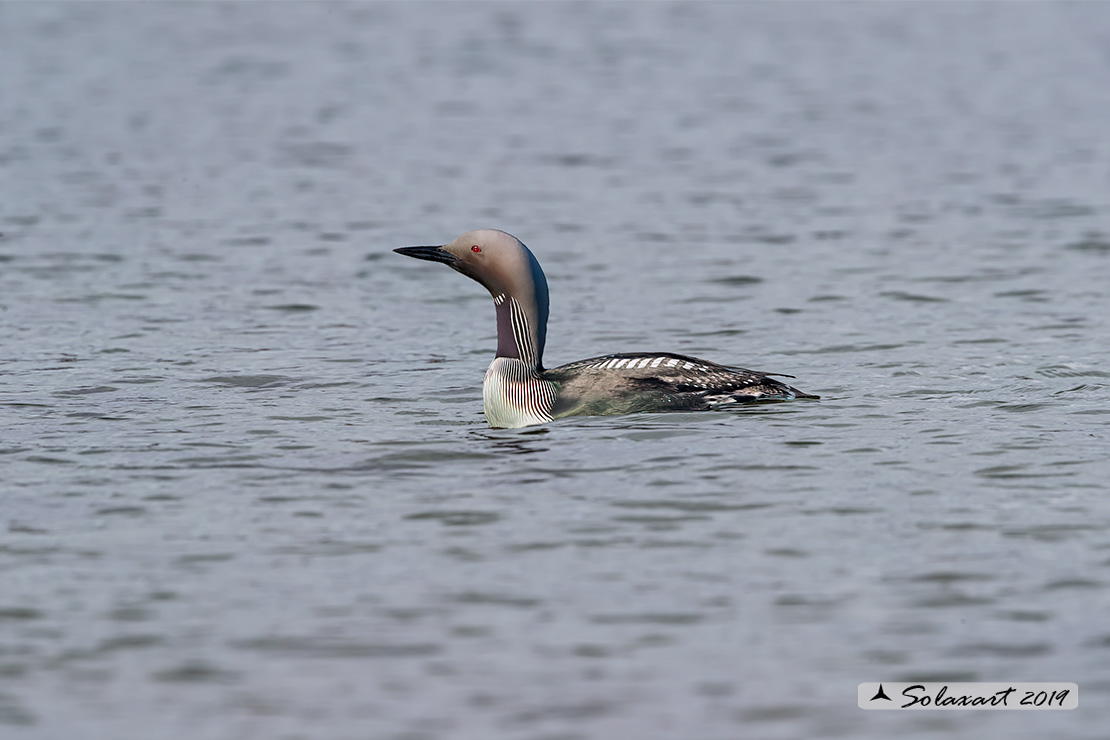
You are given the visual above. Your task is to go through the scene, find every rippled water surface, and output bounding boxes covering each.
[3,3,1110,738]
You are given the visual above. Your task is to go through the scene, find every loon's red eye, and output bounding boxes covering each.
[471,245,481,253]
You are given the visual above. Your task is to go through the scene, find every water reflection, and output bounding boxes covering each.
[470,427,551,455]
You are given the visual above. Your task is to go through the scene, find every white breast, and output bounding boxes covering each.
[482,357,557,429]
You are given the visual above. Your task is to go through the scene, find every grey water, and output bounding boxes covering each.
[2,2,1110,738]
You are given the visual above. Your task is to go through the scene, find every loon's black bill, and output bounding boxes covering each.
[394,245,459,264]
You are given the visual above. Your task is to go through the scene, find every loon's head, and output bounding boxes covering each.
[395,229,550,366]
[395,229,536,298]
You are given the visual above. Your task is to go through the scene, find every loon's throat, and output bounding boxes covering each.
[494,293,545,370]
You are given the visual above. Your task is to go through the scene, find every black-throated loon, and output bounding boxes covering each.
[395,229,818,428]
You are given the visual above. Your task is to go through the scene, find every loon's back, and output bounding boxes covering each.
[543,351,818,420]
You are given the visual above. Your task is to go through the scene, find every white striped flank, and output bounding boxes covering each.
[483,357,558,429]
[584,355,713,373]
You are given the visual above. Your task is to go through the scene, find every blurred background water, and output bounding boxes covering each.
[2,2,1110,738]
